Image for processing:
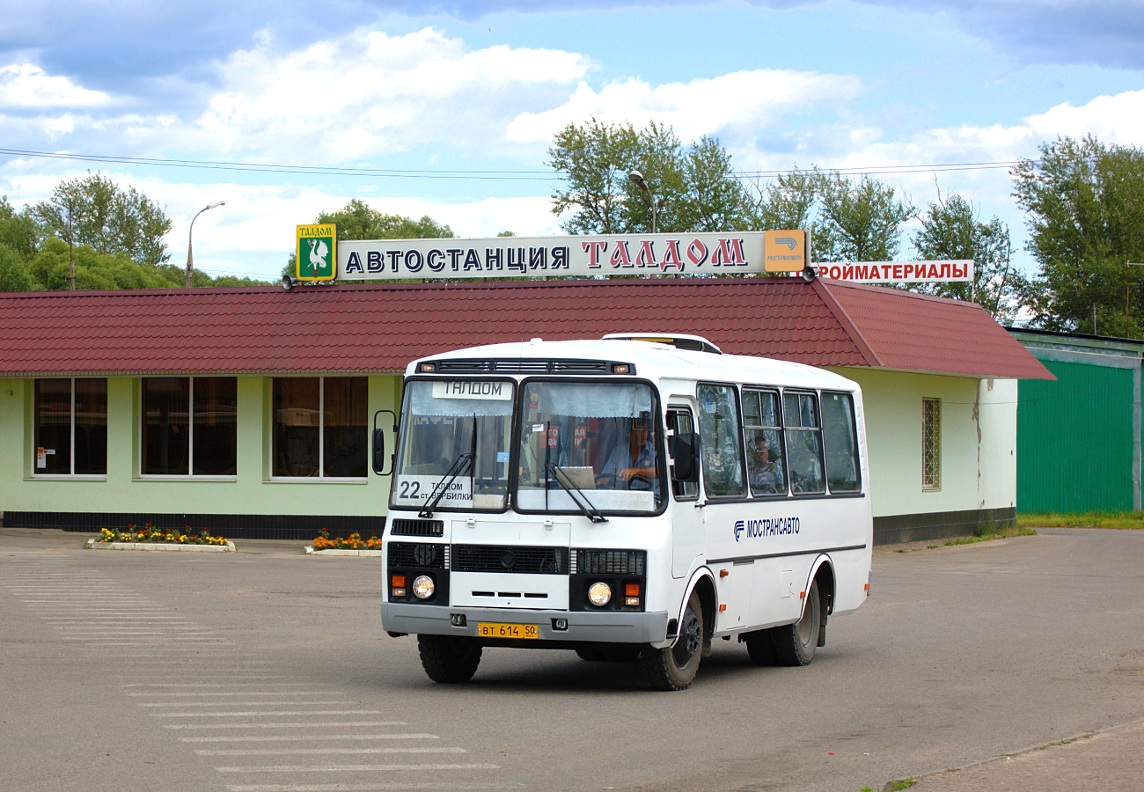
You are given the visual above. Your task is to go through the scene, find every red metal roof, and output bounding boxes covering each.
[0,278,1053,379]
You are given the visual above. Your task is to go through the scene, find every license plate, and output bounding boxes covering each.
[477,622,539,639]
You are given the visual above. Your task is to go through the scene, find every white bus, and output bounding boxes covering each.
[378,334,872,690]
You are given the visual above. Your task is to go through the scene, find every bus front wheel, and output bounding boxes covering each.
[418,635,482,683]
[642,590,704,690]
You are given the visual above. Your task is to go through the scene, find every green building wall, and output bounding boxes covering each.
[1013,332,1143,514]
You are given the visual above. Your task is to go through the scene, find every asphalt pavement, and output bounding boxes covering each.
[2,525,1142,792]
[906,716,1144,791]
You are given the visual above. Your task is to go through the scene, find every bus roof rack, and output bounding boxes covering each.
[602,333,723,355]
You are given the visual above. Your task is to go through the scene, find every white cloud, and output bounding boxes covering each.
[1024,89,1144,146]
[506,69,863,144]
[193,26,592,163]
[0,63,112,109]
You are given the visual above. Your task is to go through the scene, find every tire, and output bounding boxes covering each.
[744,628,778,666]
[641,590,704,690]
[771,579,822,667]
[418,634,482,683]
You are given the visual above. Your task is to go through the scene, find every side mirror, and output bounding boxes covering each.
[372,428,387,474]
[372,410,397,476]
[669,431,699,483]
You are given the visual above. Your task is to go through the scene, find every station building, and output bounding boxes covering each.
[0,276,1052,544]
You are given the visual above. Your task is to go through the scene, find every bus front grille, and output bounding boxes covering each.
[451,544,569,575]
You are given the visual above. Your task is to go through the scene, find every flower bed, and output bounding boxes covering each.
[311,528,381,551]
[97,523,230,546]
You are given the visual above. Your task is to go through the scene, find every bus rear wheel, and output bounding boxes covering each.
[771,579,822,667]
[642,591,704,690]
[418,635,482,683]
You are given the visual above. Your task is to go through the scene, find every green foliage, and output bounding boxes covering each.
[0,196,39,259]
[1013,136,1144,337]
[283,199,457,278]
[910,193,1027,323]
[317,198,454,241]
[746,169,818,231]
[30,237,181,290]
[0,243,37,291]
[31,172,172,267]
[812,170,912,263]
[548,118,748,235]
[549,118,642,234]
[1016,511,1144,529]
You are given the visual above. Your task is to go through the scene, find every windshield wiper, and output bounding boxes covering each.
[548,464,608,523]
[419,452,473,518]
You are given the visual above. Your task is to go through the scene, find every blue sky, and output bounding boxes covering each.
[1,0,1142,281]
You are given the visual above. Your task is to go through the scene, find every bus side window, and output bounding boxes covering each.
[783,391,825,494]
[822,391,860,492]
[743,388,787,496]
[667,408,698,500]
[697,384,745,498]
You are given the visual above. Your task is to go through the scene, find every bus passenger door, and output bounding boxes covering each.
[667,406,704,579]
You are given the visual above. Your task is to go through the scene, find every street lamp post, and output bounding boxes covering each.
[628,170,658,234]
[185,201,226,287]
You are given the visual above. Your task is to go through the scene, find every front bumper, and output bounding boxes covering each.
[382,602,669,645]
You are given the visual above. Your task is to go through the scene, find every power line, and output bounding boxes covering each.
[0,148,556,181]
[0,146,1032,183]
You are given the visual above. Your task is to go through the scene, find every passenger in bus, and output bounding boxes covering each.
[748,433,782,493]
[597,417,658,492]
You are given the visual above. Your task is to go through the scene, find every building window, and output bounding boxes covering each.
[273,377,367,478]
[922,397,942,491]
[34,378,107,475]
[142,377,237,476]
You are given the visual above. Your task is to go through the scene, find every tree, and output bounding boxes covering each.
[744,169,818,233]
[0,243,36,291]
[548,119,749,235]
[812,171,912,263]
[283,200,455,278]
[1013,136,1144,337]
[0,196,38,260]
[29,238,177,290]
[679,136,750,232]
[32,173,172,268]
[911,193,1026,323]
[316,198,454,242]
[549,119,642,235]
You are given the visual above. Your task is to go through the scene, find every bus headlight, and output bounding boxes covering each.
[587,581,612,607]
[412,575,436,600]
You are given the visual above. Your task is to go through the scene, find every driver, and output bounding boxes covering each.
[597,416,658,491]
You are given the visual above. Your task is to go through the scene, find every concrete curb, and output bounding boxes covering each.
[84,539,237,552]
[303,547,383,557]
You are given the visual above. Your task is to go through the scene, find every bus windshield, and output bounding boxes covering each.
[390,379,514,512]
[516,380,663,515]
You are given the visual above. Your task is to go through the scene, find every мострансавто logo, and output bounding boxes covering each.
[734,516,800,542]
